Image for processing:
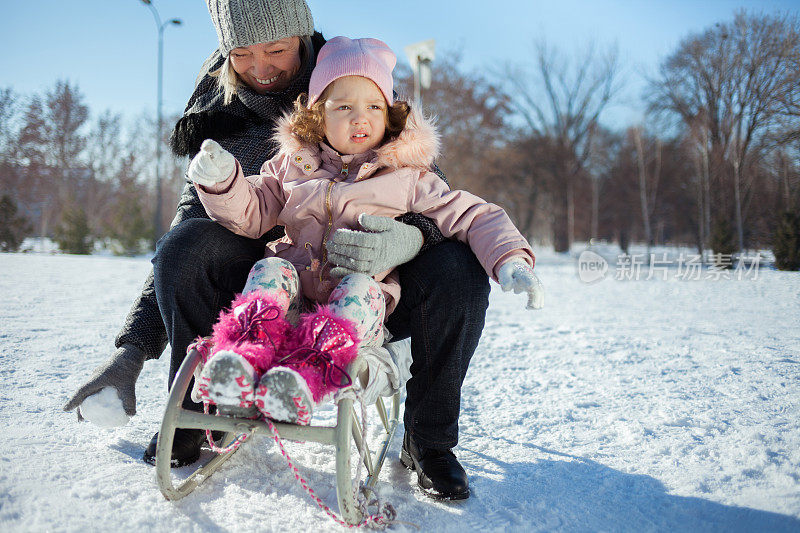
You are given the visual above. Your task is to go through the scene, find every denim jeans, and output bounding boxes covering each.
[153,220,491,447]
[385,241,490,450]
[152,218,266,410]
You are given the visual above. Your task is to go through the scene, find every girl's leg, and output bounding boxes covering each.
[242,257,304,325]
[256,274,385,424]
[327,273,386,347]
[331,274,394,401]
[210,257,301,364]
[197,258,300,415]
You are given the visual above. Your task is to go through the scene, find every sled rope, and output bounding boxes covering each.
[202,402,251,454]
[192,336,403,528]
[264,412,397,529]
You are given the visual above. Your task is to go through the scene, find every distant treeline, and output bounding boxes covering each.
[0,80,186,255]
[1,10,799,264]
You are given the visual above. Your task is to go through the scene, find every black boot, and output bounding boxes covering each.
[400,432,470,500]
[142,428,206,467]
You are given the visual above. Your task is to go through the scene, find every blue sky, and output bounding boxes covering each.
[2,0,798,129]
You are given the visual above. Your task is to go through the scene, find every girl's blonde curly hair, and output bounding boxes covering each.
[287,89,411,146]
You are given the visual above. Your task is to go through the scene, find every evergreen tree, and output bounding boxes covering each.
[710,218,736,268]
[103,152,153,256]
[773,210,800,271]
[0,195,32,252]
[53,201,93,254]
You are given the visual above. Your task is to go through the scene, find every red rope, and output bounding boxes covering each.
[202,402,251,454]
[264,417,395,529]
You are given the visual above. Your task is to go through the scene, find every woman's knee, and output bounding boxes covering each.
[403,241,490,303]
[154,218,224,269]
[153,219,266,301]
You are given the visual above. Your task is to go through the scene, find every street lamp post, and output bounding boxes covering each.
[140,0,181,248]
[404,40,435,109]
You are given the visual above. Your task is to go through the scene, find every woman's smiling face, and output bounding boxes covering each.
[229,37,302,93]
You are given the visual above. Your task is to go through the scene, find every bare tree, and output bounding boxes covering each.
[394,53,511,194]
[16,96,54,237]
[727,13,800,251]
[684,112,713,257]
[17,96,48,168]
[84,111,126,232]
[0,88,17,162]
[650,11,800,253]
[586,126,619,242]
[771,19,800,146]
[88,111,124,181]
[0,88,21,212]
[45,80,88,171]
[128,111,187,237]
[503,40,620,251]
[484,135,555,243]
[43,80,90,239]
[103,151,153,255]
[772,147,800,211]
[631,126,662,257]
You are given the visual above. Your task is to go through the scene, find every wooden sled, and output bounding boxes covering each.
[155,344,401,525]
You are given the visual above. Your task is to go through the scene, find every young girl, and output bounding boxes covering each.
[189,36,543,425]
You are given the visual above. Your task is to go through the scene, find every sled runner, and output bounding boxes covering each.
[154,341,402,525]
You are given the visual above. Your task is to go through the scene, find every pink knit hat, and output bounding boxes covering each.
[307,36,396,107]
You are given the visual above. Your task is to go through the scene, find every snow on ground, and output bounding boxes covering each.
[1,248,799,532]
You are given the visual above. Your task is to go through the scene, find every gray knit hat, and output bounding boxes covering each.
[206,0,314,57]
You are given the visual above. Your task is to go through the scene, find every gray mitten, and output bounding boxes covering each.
[63,344,146,419]
[327,214,423,277]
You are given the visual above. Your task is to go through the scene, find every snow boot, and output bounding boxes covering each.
[254,366,313,425]
[255,306,360,423]
[210,291,291,372]
[400,432,470,500]
[197,351,259,418]
[200,291,291,416]
[142,428,205,467]
[142,428,227,467]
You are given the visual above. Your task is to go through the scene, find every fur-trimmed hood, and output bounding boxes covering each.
[272,105,440,178]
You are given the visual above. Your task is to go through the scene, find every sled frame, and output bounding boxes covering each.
[155,346,401,525]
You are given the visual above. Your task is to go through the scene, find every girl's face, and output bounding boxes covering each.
[229,37,302,93]
[323,76,387,155]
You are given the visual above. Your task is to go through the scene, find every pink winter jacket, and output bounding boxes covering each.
[196,109,535,314]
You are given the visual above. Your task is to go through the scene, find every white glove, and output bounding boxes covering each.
[497,258,544,310]
[188,139,236,187]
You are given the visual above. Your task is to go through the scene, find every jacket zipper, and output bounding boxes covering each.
[318,162,347,282]
[320,179,336,281]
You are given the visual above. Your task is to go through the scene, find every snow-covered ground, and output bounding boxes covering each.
[1,248,799,532]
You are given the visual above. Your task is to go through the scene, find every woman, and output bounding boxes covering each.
[64,0,489,500]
